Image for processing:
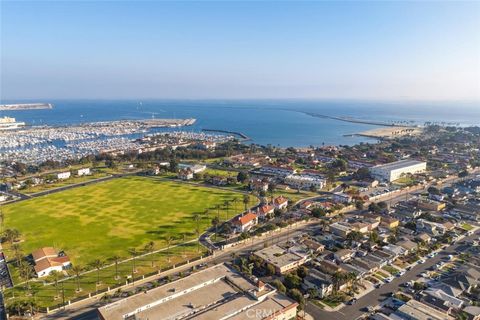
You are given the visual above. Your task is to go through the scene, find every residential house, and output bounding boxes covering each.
[273,196,288,210]
[233,212,258,233]
[256,205,275,220]
[32,247,71,278]
[57,171,71,180]
[333,249,354,263]
[178,168,193,180]
[77,168,91,176]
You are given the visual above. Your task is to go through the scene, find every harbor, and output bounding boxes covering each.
[0,118,198,164]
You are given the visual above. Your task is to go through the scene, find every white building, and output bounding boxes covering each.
[32,247,71,278]
[57,171,71,180]
[332,192,352,204]
[285,174,326,190]
[369,159,427,182]
[178,163,206,173]
[77,168,91,176]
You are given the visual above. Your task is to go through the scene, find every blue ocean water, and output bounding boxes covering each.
[1,100,479,147]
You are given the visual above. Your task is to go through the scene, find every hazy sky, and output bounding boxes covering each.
[1,1,479,101]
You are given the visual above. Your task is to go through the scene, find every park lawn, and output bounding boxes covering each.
[382,265,400,276]
[204,168,238,178]
[273,189,317,203]
[2,176,252,266]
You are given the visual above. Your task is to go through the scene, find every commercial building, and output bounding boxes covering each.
[369,159,427,182]
[97,264,298,320]
[284,174,325,190]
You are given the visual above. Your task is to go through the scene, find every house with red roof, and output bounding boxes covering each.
[256,204,275,219]
[273,196,289,210]
[32,247,71,278]
[233,212,258,233]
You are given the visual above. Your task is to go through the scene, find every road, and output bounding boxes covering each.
[306,229,480,320]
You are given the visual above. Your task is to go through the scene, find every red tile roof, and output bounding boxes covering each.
[235,212,258,225]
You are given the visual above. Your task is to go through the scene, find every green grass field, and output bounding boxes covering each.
[3,176,252,265]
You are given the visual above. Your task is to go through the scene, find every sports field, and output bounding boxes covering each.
[3,176,251,265]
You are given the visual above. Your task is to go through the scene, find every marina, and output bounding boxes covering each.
[0,118,198,164]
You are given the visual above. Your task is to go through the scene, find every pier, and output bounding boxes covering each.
[202,129,250,140]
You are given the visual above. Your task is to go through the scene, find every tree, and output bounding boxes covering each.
[266,264,276,276]
[243,194,250,211]
[91,259,104,286]
[3,228,20,245]
[211,216,220,240]
[284,273,302,289]
[311,208,325,218]
[288,288,305,310]
[331,271,347,293]
[48,270,62,299]
[427,186,440,195]
[71,265,83,292]
[272,279,286,293]
[165,235,173,263]
[353,167,371,180]
[237,171,249,184]
[128,248,138,274]
[355,200,364,210]
[18,260,33,291]
[169,158,178,173]
[297,266,308,279]
[268,183,276,203]
[109,255,121,280]
[369,230,379,244]
[144,241,155,267]
[0,211,4,234]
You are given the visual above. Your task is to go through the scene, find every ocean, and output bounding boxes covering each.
[1,100,479,147]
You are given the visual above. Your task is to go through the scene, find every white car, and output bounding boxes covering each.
[384,277,394,283]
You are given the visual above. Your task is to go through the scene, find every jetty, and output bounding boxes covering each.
[0,103,53,111]
[304,112,412,127]
[202,129,250,140]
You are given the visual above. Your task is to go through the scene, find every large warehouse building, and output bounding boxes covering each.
[98,264,298,320]
[369,159,427,182]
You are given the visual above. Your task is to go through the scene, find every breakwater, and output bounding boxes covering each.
[202,129,250,140]
[0,103,53,110]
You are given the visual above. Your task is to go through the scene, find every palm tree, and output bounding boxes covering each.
[0,210,4,234]
[91,259,104,286]
[243,194,250,211]
[128,248,138,274]
[49,270,62,299]
[195,226,200,253]
[71,265,83,292]
[331,271,347,294]
[144,241,155,267]
[165,236,173,263]
[11,243,22,266]
[232,198,238,213]
[211,216,220,240]
[109,255,121,280]
[18,260,33,291]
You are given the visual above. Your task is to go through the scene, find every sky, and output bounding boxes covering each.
[1,1,479,101]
